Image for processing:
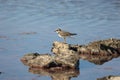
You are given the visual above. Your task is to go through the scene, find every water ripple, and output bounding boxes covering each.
[0,0,120,37]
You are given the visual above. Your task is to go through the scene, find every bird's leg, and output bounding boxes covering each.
[63,37,66,43]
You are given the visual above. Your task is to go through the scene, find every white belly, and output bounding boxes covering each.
[58,34,63,38]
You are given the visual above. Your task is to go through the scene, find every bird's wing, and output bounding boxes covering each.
[60,31,76,36]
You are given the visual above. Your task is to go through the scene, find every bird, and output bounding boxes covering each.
[55,28,77,43]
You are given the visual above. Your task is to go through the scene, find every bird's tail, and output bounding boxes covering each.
[71,33,77,35]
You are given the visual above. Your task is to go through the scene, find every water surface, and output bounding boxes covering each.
[0,0,120,80]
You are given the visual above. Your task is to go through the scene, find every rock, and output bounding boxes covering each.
[52,41,80,68]
[97,75,120,80]
[86,38,120,55]
[52,41,77,55]
[20,38,120,80]
[21,52,79,69]
[21,53,54,68]
[51,38,120,65]
[52,38,120,56]
[21,38,120,70]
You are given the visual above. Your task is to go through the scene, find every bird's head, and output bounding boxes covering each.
[55,28,62,33]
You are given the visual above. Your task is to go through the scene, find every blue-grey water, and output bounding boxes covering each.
[0,0,120,80]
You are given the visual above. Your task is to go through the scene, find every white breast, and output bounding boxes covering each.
[58,34,62,38]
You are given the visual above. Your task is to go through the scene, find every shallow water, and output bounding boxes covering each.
[0,0,120,80]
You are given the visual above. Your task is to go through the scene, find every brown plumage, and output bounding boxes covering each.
[55,28,77,42]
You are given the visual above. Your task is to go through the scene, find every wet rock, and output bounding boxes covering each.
[97,75,120,80]
[52,41,76,55]
[52,41,79,68]
[21,53,55,68]
[21,38,120,70]
[52,38,120,56]
[85,38,120,55]
[21,52,79,69]
[51,38,120,65]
